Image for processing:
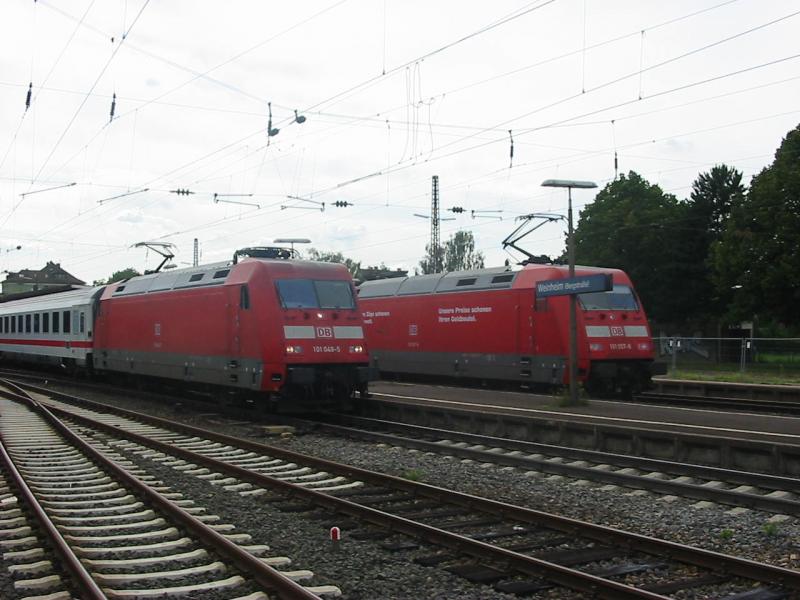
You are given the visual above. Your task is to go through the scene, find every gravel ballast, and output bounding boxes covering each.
[2,380,798,599]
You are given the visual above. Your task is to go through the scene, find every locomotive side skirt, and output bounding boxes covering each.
[370,350,565,385]
[94,349,264,389]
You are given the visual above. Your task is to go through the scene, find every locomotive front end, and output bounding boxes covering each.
[273,270,374,406]
[577,280,659,395]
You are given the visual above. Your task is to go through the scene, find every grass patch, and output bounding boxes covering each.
[762,522,779,536]
[401,469,424,482]
[719,528,734,540]
[661,369,800,386]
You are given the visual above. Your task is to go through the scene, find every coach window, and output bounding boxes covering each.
[25,314,31,333]
[10,316,15,333]
[0,318,3,333]
[43,312,49,333]
[34,313,40,333]
[80,312,85,333]
[53,311,60,333]
[240,285,250,309]
[18,315,23,333]
[63,311,71,333]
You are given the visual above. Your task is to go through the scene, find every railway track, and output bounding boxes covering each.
[632,391,800,416]
[308,412,800,517]
[0,383,337,599]
[4,380,799,599]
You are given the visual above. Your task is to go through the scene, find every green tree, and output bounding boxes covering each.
[305,248,361,277]
[417,242,443,275]
[682,164,746,321]
[690,164,745,236]
[418,231,484,274]
[93,267,140,286]
[573,171,696,324]
[711,124,800,327]
[443,230,485,272]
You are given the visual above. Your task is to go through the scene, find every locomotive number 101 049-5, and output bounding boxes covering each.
[313,345,341,353]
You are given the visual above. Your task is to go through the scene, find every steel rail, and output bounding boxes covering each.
[0,383,320,600]
[307,414,800,514]
[635,391,800,415]
[318,412,800,492]
[0,433,107,600]
[31,396,668,599]
[21,386,800,596]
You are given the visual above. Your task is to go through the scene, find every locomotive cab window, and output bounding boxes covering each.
[276,279,356,309]
[315,281,355,309]
[240,285,250,309]
[578,284,639,311]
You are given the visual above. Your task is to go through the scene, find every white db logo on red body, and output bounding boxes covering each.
[316,326,333,338]
[610,326,624,337]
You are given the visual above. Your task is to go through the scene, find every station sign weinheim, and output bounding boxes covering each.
[535,273,612,297]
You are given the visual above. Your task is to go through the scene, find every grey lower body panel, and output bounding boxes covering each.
[95,349,263,390]
[286,364,375,386]
[370,350,565,385]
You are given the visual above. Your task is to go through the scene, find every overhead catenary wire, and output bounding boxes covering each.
[19,0,151,209]
[5,1,797,281]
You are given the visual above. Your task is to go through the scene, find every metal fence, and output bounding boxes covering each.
[653,337,800,377]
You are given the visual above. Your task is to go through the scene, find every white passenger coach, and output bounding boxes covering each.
[0,286,103,368]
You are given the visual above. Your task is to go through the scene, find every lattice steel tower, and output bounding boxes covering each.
[193,238,199,267]
[430,175,442,273]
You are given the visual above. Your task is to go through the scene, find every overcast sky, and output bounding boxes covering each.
[1,0,798,283]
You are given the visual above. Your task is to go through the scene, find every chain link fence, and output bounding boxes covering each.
[653,337,800,380]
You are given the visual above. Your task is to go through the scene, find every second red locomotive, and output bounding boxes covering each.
[358,263,661,395]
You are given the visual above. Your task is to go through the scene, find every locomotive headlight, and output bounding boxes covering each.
[286,345,303,354]
[589,343,604,352]
[637,342,651,351]
[316,312,324,319]
[349,345,364,354]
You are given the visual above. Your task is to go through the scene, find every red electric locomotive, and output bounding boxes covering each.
[358,263,661,395]
[0,248,373,409]
[93,251,373,408]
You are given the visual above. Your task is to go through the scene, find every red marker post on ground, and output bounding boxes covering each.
[330,526,341,552]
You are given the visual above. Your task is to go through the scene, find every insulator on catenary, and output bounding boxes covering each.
[508,129,514,168]
[25,82,32,111]
[109,93,116,122]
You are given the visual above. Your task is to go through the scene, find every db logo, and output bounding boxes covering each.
[316,326,333,338]
[610,326,624,337]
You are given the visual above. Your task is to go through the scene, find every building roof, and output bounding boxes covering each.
[3,261,85,286]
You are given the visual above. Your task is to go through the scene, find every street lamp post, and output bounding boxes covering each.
[541,179,597,406]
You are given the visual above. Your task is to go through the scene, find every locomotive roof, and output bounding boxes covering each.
[107,257,351,298]
[0,285,104,314]
[359,263,629,298]
[359,266,517,298]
